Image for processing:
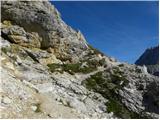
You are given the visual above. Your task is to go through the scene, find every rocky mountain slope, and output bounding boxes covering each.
[135,46,159,76]
[0,1,159,119]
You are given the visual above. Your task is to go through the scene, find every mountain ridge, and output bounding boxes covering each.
[0,1,159,119]
[135,46,159,65]
[135,46,159,76]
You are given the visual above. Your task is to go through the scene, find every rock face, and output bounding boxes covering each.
[135,46,159,76]
[1,1,88,62]
[1,1,159,119]
[135,46,159,65]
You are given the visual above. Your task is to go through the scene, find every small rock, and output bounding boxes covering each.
[16,55,22,65]
[60,98,68,106]
[67,97,87,113]
[0,38,10,48]
[31,105,37,111]
[2,96,12,104]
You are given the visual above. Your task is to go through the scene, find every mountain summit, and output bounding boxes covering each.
[135,46,159,65]
[135,46,159,76]
[1,1,159,119]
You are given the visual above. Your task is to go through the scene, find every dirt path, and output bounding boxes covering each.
[75,67,106,82]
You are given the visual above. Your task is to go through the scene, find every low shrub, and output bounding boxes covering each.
[47,62,97,74]
[82,71,140,118]
[33,103,41,113]
[47,63,62,72]
[88,44,104,56]
[1,47,8,54]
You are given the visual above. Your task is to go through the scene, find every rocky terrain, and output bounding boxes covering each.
[0,1,159,119]
[135,46,159,76]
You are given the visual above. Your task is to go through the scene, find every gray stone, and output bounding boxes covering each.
[1,96,12,104]
[1,1,88,56]
[31,105,37,111]
[1,0,159,119]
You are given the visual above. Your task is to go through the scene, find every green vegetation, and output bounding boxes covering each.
[64,63,95,74]
[82,69,142,118]
[106,99,142,119]
[82,71,128,98]
[135,67,142,73]
[55,10,61,21]
[118,64,124,67]
[1,47,9,54]
[1,46,15,54]
[107,99,130,118]
[112,67,129,87]
[47,61,97,74]
[34,103,41,113]
[111,74,129,88]
[82,59,99,68]
[99,58,106,66]
[1,45,31,62]
[47,63,62,72]
[82,72,105,90]
[57,56,72,62]
[10,44,20,53]
[47,55,108,74]
[3,20,12,26]
[81,57,106,69]
[88,44,104,56]
[49,45,107,75]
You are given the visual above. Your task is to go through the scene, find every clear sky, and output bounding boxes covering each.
[52,1,159,64]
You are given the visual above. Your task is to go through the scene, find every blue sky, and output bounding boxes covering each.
[52,1,159,64]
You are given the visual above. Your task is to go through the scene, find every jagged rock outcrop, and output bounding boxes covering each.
[135,46,159,76]
[1,1,88,63]
[1,1,159,119]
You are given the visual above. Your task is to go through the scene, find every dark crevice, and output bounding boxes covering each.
[24,50,39,63]
[1,32,14,43]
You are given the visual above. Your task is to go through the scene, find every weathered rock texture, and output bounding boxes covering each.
[1,1,88,62]
[1,1,159,119]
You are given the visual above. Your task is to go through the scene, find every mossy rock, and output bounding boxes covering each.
[33,103,42,113]
[3,20,12,26]
[10,44,21,53]
[1,47,11,54]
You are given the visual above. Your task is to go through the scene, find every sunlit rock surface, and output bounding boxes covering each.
[1,1,159,119]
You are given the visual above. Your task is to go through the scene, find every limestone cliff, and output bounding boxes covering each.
[0,1,159,119]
